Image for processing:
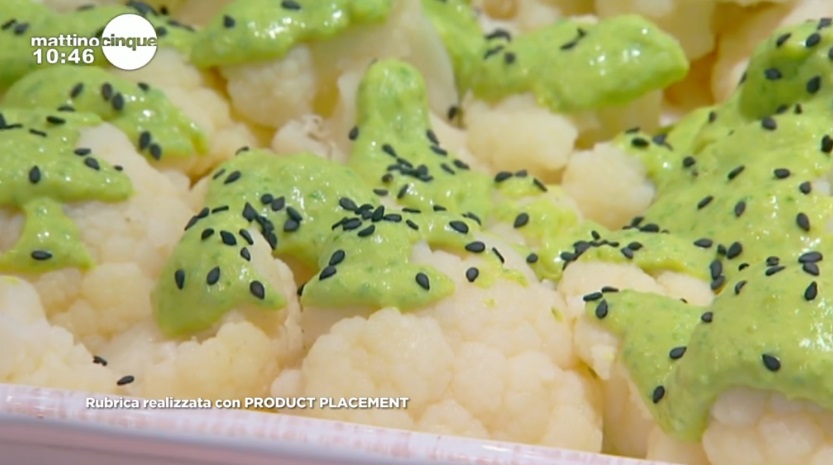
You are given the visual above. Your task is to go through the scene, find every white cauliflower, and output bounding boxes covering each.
[462,94,579,179]
[272,240,603,452]
[218,0,457,130]
[0,123,193,351]
[472,0,594,30]
[98,235,304,401]
[0,275,117,393]
[562,142,656,230]
[711,0,833,102]
[111,49,262,178]
[564,261,712,458]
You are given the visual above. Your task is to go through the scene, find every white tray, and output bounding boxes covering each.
[0,383,675,465]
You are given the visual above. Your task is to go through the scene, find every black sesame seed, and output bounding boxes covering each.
[200,228,214,240]
[465,267,479,282]
[45,115,65,125]
[805,32,821,47]
[447,105,459,120]
[701,311,713,323]
[764,68,782,80]
[348,126,359,140]
[211,205,229,214]
[601,286,619,293]
[74,148,92,156]
[627,242,643,251]
[137,82,150,91]
[30,250,52,261]
[370,206,385,222]
[806,76,822,94]
[503,52,516,64]
[84,157,100,170]
[57,105,75,112]
[821,135,833,154]
[222,14,235,27]
[67,82,85,100]
[260,193,274,205]
[631,137,649,148]
[773,168,790,179]
[734,201,746,217]
[804,281,818,301]
[766,256,780,266]
[710,260,723,280]
[799,251,823,263]
[415,272,430,290]
[803,262,820,276]
[799,181,812,195]
[726,242,743,259]
[155,25,168,36]
[319,266,336,280]
[761,117,777,131]
[284,219,300,232]
[397,184,409,199]
[717,244,727,256]
[138,131,151,150]
[762,354,781,372]
[101,83,113,100]
[796,212,811,232]
[708,111,717,123]
[560,251,576,262]
[465,241,486,253]
[711,276,725,290]
[682,156,696,168]
[357,225,375,237]
[484,45,504,59]
[329,250,346,267]
[28,166,41,184]
[765,265,785,276]
[12,22,29,35]
[734,280,746,295]
[116,375,135,386]
[174,269,185,289]
[339,197,357,211]
[696,195,713,209]
[111,93,125,111]
[240,247,251,261]
[583,292,603,302]
[206,267,221,285]
[621,247,634,259]
[652,386,666,404]
[595,300,609,319]
[242,203,257,222]
[533,178,548,192]
[286,206,303,222]
[669,346,686,360]
[430,145,448,156]
[381,144,397,157]
[148,144,162,160]
[494,171,512,182]
[513,212,529,228]
[224,171,242,184]
[727,165,745,180]
[405,219,419,231]
[220,231,237,246]
[0,19,14,30]
[93,355,108,366]
[776,32,791,46]
[249,281,265,299]
[693,238,713,248]
[449,220,469,233]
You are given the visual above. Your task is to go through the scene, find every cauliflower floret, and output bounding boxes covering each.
[220,0,457,130]
[463,94,579,179]
[472,0,594,29]
[164,0,235,26]
[98,235,303,401]
[111,48,262,177]
[0,124,194,351]
[0,275,117,393]
[711,0,833,102]
[562,142,656,230]
[273,241,603,452]
[271,114,341,160]
[563,261,712,457]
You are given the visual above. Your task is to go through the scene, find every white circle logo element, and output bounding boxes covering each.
[100,14,158,71]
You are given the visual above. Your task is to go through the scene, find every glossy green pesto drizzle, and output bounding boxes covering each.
[582,19,833,440]
[0,108,131,272]
[0,0,195,89]
[3,65,207,161]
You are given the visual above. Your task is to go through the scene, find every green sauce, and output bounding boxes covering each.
[421,3,689,112]
[0,107,132,272]
[3,65,207,162]
[581,19,833,440]
[190,0,394,67]
[0,1,196,89]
